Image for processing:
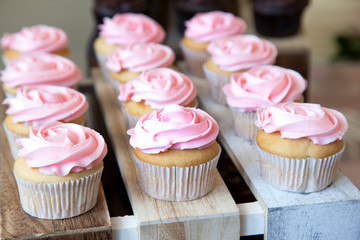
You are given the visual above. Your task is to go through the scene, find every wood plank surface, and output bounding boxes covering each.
[194,76,360,239]
[93,69,240,240]
[0,86,112,239]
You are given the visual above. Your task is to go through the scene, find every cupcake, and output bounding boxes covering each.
[1,53,82,97]
[253,0,309,37]
[203,34,278,104]
[180,11,247,78]
[105,43,175,86]
[3,85,88,160]
[1,24,70,66]
[255,102,348,193]
[118,68,197,129]
[93,13,166,79]
[223,65,307,142]
[128,104,221,201]
[14,121,107,219]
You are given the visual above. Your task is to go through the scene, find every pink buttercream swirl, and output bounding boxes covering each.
[0,53,82,89]
[17,122,107,176]
[128,104,219,154]
[255,102,348,145]
[99,13,165,46]
[1,24,68,53]
[207,34,278,72]
[118,68,197,109]
[3,85,88,126]
[106,43,175,73]
[223,65,307,112]
[185,11,247,43]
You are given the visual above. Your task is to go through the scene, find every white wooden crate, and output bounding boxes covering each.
[194,76,360,240]
[93,69,360,239]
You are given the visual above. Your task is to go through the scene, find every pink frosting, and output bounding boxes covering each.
[128,104,219,154]
[118,68,197,109]
[185,11,247,43]
[106,43,175,73]
[99,13,165,46]
[3,85,88,127]
[207,34,278,72]
[255,102,348,145]
[1,24,68,53]
[17,122,107,176]
[223,65,307,112]
[0,53,82,89]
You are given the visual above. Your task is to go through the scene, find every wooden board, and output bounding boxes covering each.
[93,70,241,240]
[194,77,360,240]
[0,87,112,239]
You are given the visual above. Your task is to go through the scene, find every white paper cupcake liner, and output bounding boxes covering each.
[230,108,258,143]
[1,54,10,68]
[203,65,231,104]
[134,149,221,201]
[3,121,27,160]
[94,51,112,83]
[256,145,345,193]
[180,42,210,78]
[4,92,15,99]
[14,166,103,219]
[121,107,141,130]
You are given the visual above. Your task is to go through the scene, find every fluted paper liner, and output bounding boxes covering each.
[94,51,113,83]
[1,54,10,67]
[203,65,231,104]
[3,121,27,160]
[256,145,345,193]
[180,42,210,78]
[230,108,258,143]
[121,107,140,130]
[134,149,221,201]
[14,166,103,219]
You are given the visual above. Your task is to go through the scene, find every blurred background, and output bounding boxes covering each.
[1,0,360,73]
[0,0,359,187]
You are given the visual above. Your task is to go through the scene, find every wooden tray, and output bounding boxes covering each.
[93,65,360,239]
[0,87,112,239]
[194,75,360,239]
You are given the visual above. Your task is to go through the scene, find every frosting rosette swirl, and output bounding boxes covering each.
[128,104,219,154]
[17,122,107,176]
[99,13,165,46]
[1,24,68,53]
[3,85,88,126]
[118,68,197,109]
[106,43,175,73]
[223,65,307,112]
[185,11,247,43]
[1,53,82,89]
[255,102,348,145]
[207,34,277,72]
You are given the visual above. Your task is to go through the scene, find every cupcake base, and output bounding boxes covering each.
[1,54,10,68]
[230,108,258,143]
[134,150,220,201]
[95,52,112,83]
[203,65,231,104]
[121,107,141,130]
[3,121,26,160]
[180,41,210,78]
[14,165,104,219]
[256,146,345,193]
